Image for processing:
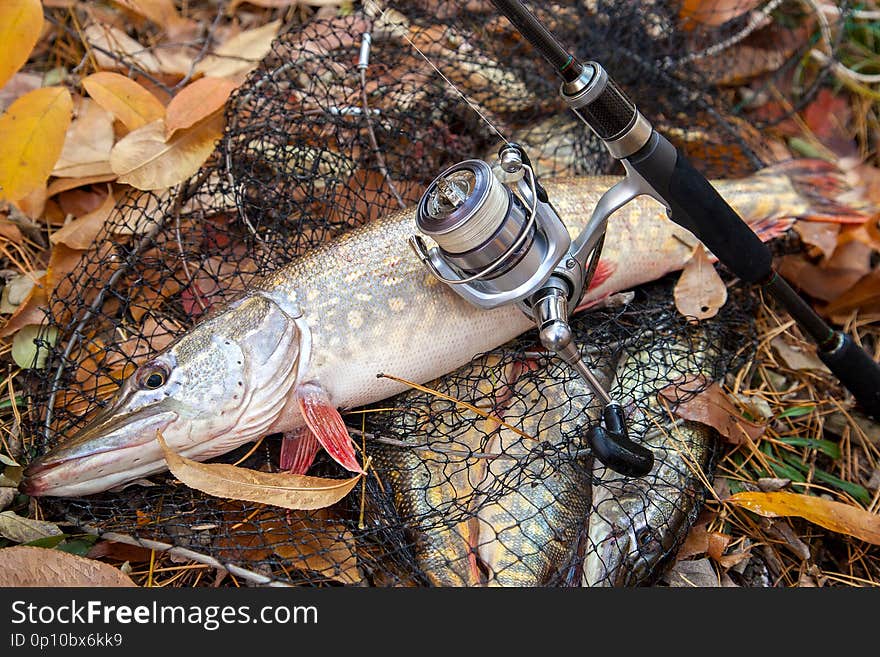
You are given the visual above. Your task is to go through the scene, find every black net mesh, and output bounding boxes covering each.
[23,0,846,586]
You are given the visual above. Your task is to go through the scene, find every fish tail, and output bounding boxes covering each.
[764,158,872,224]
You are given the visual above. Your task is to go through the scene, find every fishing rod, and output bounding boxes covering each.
[408,0,880,477]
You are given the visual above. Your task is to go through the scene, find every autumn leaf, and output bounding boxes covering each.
[660,377,766,445]
[0,0,44,90]
[0,87,73,201]
[195,20,281,79]
[680,0,763,26]
[0,546,136,586]
[113,0,180,28]
[0,272,47,338]
[51,98,116,178]
[11,324,57,369]
[157,432,363,510]
[110,112,224,190]
[50,186,115,250]
[82,71,166,132]
[673,246,728,320]
[165,77,237,138]
[727,491,880,546]
[84,23,163,74]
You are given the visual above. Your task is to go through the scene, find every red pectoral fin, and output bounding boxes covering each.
[280,427,321,475]
[295,383,363,473]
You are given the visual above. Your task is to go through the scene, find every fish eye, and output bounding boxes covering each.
[139,363,169,390]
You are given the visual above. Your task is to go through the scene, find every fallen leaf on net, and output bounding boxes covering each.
[82,71,166,132]
[727,491,880,545]
[794,221,840,262]
[0,87,73,201]
[157,432,363,511]
[0,545,136,587]
[0,510,63,543]
[50,187,115,250]
[165,76,238,139]
[673,246,727,320]
[660,377,766,445]
[0,0,43,90]
[47,242,87,301]
[51,98,116,178]
[679,0,763,26]
[110,113,224,190]
[195,20,282,79]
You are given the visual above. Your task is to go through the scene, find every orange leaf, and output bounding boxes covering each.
[157,432,363,511]
[165,77,237,138]
[0,87,73,201]
[673,246,728,320]
[50,186,115,250]
[113,0,180,28]
[660,377,766,445]
[82,71,166,132]
[0,0,44,90]
[727,491,880,545]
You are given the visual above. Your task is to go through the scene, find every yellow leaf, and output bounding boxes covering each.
[673,245,728,320]
[157,432,363,511]
[82,71,166,132]
[109,112,224,190]
[0,546,136,587]
[51,98,116,178]
[0,87,73,202]
[196,20,281,79]
[727,491,880,546]
[165,76,237,138]
[0,0,43,90]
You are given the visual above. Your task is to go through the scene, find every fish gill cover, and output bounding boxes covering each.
[23,0,843,586]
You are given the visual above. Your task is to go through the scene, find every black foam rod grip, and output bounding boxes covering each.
[628,134,773,284]
[819,333,880,419]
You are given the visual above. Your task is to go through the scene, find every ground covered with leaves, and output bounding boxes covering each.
[0,0,879,587]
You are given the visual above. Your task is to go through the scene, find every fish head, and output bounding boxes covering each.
[22,292,308,497]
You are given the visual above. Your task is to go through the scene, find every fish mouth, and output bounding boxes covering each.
[20,406,178,498]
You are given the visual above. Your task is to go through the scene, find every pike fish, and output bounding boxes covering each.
[582,330,717,587]
[372,355,601,587]
[22,159,863,497]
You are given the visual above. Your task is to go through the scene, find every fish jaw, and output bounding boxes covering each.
[22,293,307,497]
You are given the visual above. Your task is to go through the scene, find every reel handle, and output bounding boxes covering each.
[586,404,654,477]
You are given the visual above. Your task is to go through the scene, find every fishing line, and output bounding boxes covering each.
[369,1,511,146]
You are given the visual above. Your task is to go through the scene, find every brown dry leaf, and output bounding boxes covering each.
[87,540,154,563]
[84,23,163,74]
[794,221,840,262]
[771,336,830,373]
[660,377,766,445]
[0,87,73,201]
[51,98,116,178]
[47,243,86,301]
[0,0,43,90]
[0,72,43,112]
[0,546,136,586]
[779,241,872,303]
[822,269,880,320]
[110,113,224,190]
[82,71,166,132]
[50,187,115,250]
[680,0,763,26]
[0,273,46,337]
[0,219,23,243]
[195,20,281,79]
[728,491,880,545]
[165,77,237,139]
[674,246,727,320]
[113,0,180,27]
[677,520,710,560]
[158,433,363,510]
[13,183,47,219]
[665,558,719,587]
[46,173,117,197]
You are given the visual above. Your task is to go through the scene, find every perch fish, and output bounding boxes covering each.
[22,160,863,496]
